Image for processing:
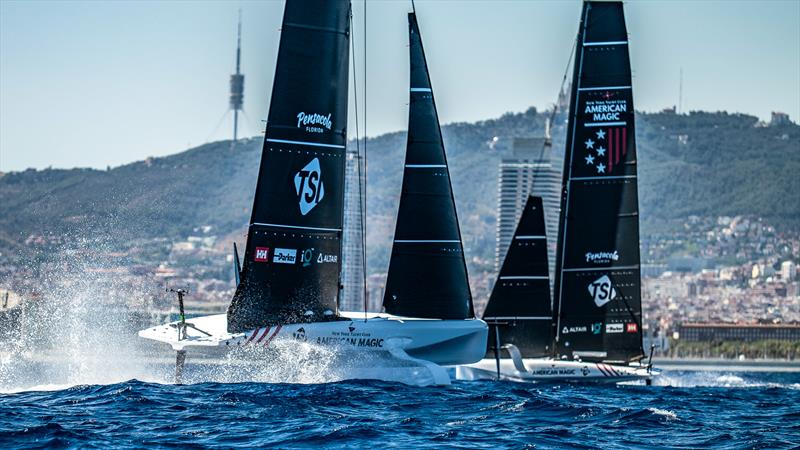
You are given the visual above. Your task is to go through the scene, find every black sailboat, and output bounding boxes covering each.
[382,11,474,320]
[227,0,351,332]
[551,0,644,363]
[483,195,552,357]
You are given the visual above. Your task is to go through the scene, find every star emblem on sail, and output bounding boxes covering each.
[294,157,325,215]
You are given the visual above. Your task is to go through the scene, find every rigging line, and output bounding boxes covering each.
[349,5,367,321]
[360,0,369,320]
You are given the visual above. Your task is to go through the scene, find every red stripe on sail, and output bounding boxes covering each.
[622,127,627,157]
[254,326,272,344]
[615,128,621,169]
[607,128,613,172]
[264,324,283,347]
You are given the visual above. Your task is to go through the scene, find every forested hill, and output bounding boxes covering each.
[1,109,797,272]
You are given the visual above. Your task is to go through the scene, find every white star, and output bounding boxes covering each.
[585,154,595,165]
[584,138,594,149]
[596,163,606,173]
[596,146,606,156]
[596,129,606,140]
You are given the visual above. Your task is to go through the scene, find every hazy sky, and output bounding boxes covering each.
[1,0,798,172]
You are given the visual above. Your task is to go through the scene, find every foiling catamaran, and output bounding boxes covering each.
[139,0,486,383]
[456,0,658,384]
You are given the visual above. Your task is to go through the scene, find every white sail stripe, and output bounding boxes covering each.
[484,316,551,321]
[562,265,640,272]
[266,138,345,149]
[394,240,460,243]
[570,175,637,181]
[515,235,546,240]
[251,222,342,232]
[499,276,549,280]
[577,86,632,92]
[584,121,626,127]
[405,164,446,168]
[583,40,628,46]
[410,87,432,92]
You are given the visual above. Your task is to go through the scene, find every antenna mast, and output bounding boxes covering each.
[230,9,245,143]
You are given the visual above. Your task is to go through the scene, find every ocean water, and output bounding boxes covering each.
[1,370,798,449]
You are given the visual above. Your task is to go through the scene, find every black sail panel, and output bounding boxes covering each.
[382,12,473,320]
[483,196,552,357]
[552,1,644,362]
[227,0,351,332]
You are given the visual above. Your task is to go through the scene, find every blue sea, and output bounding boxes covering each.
[1,370,798,449]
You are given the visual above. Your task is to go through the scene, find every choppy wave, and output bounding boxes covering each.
[1,372,799,448]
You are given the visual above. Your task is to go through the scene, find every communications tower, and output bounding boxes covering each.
[229,11,244,142]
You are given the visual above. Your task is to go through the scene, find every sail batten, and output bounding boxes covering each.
[551,0,644,363]
[227,0,352,332]
[382,12,474,320]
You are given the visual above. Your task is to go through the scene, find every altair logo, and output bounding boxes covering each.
[294,158,324,215]
[588,274,617,307]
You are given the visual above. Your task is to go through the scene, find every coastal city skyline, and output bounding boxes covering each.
[1,0,799,171]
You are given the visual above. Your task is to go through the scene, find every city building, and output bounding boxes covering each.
[340,150,366,312]
[781,260,796,282]
[495,135,561,278]
[678,323,800,342]
[770,111,792,126]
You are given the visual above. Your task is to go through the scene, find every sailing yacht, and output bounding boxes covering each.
[456,0,658,383]
[139,0,487,382]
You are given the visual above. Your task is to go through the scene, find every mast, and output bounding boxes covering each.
[382,12,474,320]
[551,0,644,363]
[483,195,552,357]
[227,0,351,332]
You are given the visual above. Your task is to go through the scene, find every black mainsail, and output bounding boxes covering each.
[228,0,351,332]
[551,0,644,363]
[483,195,552,357]
[382,12,474,320]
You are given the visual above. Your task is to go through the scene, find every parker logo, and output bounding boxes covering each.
[585,251,619,264]
[296,112,332,133]
[273,248,297,264]
[605,323,624,334]
[588,275,617,307]
[254,247,270,262]
[294,158,325,215]
[626,323,638,333]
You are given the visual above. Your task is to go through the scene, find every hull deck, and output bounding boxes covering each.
[455,357,658,383]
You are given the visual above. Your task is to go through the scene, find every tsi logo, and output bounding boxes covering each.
[294,158,325,216]
[588,274,617,307]
[273,248,297,264]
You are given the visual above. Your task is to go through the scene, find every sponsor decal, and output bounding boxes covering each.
[273,248,297,264]
[254,247,270,262]
[588,274,617,307]
[531,368,577,376]
[300,248,315,267]
[294,158,325,215]
[581,366,590,376]
[315,328,384,348]
[348,322,356,333]
[296,111,332,133]
[562,325,588,335]
[585,251,619,264]
[292,327,307,342]
[317,253,338,264]
[606,323,624,334]
[626,323,639,333]
[591,322,602,335]
[584,98,627,122]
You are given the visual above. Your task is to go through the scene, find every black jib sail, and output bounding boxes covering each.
[227,0,351,332]
[551,0,644,363]
[483,195,552,357]
[382,12,474,320]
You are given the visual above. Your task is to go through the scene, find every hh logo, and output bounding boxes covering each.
[588,275,616,307]
[294,158,325,216]
[254,247,270,262]
[626,323,638,333]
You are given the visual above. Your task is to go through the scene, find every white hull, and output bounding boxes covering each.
[138,311,488,367]
[455,357,658,383]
